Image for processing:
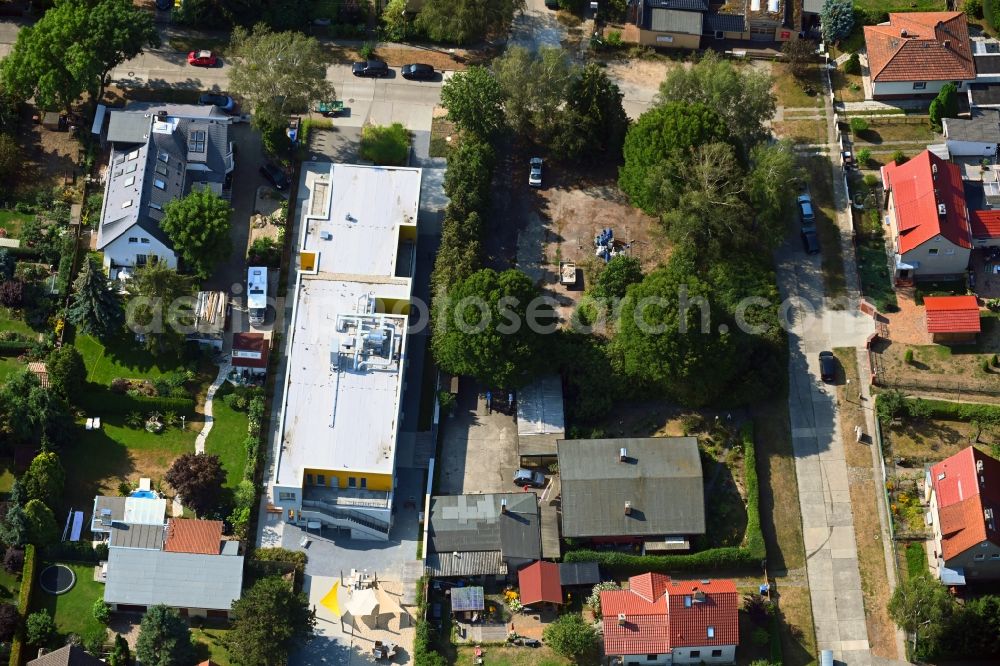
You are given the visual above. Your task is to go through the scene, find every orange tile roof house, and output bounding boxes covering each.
[925,447,1000,586]
[923,295,982,343]
[601,574,739,665]
[881,150,973,284]
[864,12,976,100]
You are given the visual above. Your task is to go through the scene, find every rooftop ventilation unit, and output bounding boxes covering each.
[932,163,938,175]
[617,613,626,626]
[500,498,508,514]
[624,501,632,516]
[619,447,628,462]
[977,459,984,472]
[320,231,333,241]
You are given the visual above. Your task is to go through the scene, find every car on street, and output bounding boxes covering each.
[198,93,236,114]
[187,50,218,67]
[797,193,815,229]
[352,60,389,78]
[259,162,289,190]
[819,351,836,382]
[401,63,435,81]
[513,468,546,488]
[528,157,543,187]
[801,228,820,254]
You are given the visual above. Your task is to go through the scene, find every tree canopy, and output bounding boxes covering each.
[23,452,65,511]
[224,576,316,666]
[440,66,505,139]
[554,63,629,163]
[68,257,125,340]
[542,613,597,660]
[494,46,575,139]
[820,0,855,43]
[165,453,226,517]
[46,345,86,400]
[125,263,195,354]
[24,500,59,547]
[888,574,955,659]
[25,610,54,646]
[415,0,524,44]
[432,268,550,388]
[135,605,194,666]
[1,0,158,110]
[593,255,643,300]
[443,139,496,219]
[0,370,73,448]
[0,481,29,547]
[161,188,233,279]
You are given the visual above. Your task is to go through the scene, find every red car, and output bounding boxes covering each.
[187,50,218,67]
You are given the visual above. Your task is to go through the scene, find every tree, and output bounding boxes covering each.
[782,38,815,78]
[380,0,412,41]
[358,123,411,166]
[843,52,861,75]
[93,599,111,625]
[542,613,597,660]
[593,255,643,300]
[440,67,505,139]
[0,481,29,547]
[0,602,17,642]
[67,257,125,340]
[25,610,55,647]
[986,0,999,31]
[3,547,24,574]
[888,574,955,658]
[432,268,551,388]
[124,263,195,354]
[820,0,854,44]
[109,634,134,666]
[165,453,226,517]
[432,211,483,297]
[0,280,22,307]
[0,134,20,187]
[929,83,959,130]
[46,346,86,399]
[618,102,730,214]
[657,51,775,154]
[224,576,315,666]
[136,605,193,666]
[550,332,621,423]
[876,389,908,422]
[0,370,74,448]
[23,452,66,511]
[0,248,13,281]
[1,0,158,111]
[554,63,629,162]
[415,0,524,44]
[746,141,799,250]
[161,188,233,279]
[443,140,496,218]
[493,46,576,138]
[228,24,335,121]
[24,500,59,547]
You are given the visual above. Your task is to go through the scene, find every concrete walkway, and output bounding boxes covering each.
[194,362,230,454]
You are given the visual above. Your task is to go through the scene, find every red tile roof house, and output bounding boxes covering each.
[923,295,982,343]
[924,446,1000,586]
[864,12,976,100]
[601,573,738,665]
[881,150,973,285]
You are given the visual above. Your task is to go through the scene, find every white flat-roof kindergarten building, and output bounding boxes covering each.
[270,164,420,540]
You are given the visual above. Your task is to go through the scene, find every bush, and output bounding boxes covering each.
[752,626,770,647]
[0,279,24,307]
[3,547,24,574]
[891,150,908,165]
[542,614,597,660]
[92,599,111,625]
[863,173,878,188]
[850,117,869,133]
[0,339,30,356]
[586,581,621,618]
[359,123,411,166]
[76,392,195,416]
[904,349,914,364]
[9,545,37,666]
[359,40,376,60]
[843,52,861,75]
[606,30,622,47]
[985,0,997,29]
[25,610,54,646]
[857,148,872,166]
[247,237,281,267]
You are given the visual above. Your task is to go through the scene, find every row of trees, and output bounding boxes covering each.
[381,0,525,45]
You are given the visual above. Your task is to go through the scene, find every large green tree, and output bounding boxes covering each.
[619,102,730,214]
[432,268,550,388]
[440,66,505,139]
[124,263,195,354]
[0,481,29,547]
[224,576,315,666]
[542,613,597,660]
[656,51,775,154]
[228,24,335,121]
[746,140,799,250]
[161,188,233,279]
[592,255,643,300]
[164,453,226,517]
[23,500,58,547]
[135,605,194,666]
[431,211,482,297]
[415,0,524,44]
[493,46,576,138]
[443,139,496,218]
[23,452,65,512]
[1,0,158,110]
[888,574,955,659]
[554,63,629,163]
[820,0,854,43]
[67,257,125,340]
[46,345,86,400]
[0,370,74,448]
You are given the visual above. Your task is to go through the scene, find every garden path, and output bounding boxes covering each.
[194,362,230,455]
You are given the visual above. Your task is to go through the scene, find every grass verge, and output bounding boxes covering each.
[772,63,823,108]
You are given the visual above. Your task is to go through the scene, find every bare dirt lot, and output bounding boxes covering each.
[14,105,84,192]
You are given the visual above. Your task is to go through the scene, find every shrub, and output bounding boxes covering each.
[0,339,30,356]
[586,581,621,618]
[858,149,872,166]
[752,626,770,647]
[359,123,411,166]
[984,0,997,29]
[843,52,861,75]
[25,609,54,646]
[92,599,111,625]
[359,40,376,60]
[77,392,194,416]
[542,614,597,660]
[891,150,908,165]
[247,237,281,267]
[0,279,24,306]
[606,30,622,47]
[983,359,992,373]
[9,545,38,666]
[850,117,869,133]
[3,547,24,574]
[863,173,878,187]
[904,349,914,364]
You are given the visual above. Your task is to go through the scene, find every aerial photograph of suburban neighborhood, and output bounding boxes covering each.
[1,0,1000,665]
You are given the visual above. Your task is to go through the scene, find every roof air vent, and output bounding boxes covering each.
[977,459,984,472]
[901,29,908,38]
[944,40,951,48]
[693,590,706,603]
[617,613,626,626]
[619,447,628,462]
[500,498,508,514]
[932,163,938,175]
[624,501,632,516]
[938,203,947,216]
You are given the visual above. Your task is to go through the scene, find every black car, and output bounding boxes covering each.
[401,63,435,81]
[197,93,236,113]
[801,228,820,254]
[819,351,836,383]
[352,60,389,78]
[259,162,289,190]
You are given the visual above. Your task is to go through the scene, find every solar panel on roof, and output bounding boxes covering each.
[450,586,485,612]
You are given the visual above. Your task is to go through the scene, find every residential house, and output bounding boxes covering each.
[923,295,982,344]
[27,645,104,666]
[864,12,976,100]
[881,150,972,283]
[601,573,739,665]
[232,332,270,378]
[970,208,1000,248]
[625,0,801,47]
[943,108,1000,158]
[425,493,541,579]
[97,104,235,275]
[90,493,167,539]
[104,518,243,617]
[924,446,1000,585]
[557,437,705,550]
[626,0,708,49]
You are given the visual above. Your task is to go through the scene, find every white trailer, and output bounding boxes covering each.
[248,267,267,326]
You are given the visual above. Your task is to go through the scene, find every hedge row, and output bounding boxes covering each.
[0,341,31,356]
[9,544,38,666]
[4,247,42,261]
[43,541,108,563]
[76,392,195,416]
[906,397,1000,423]
[565,424,766,574]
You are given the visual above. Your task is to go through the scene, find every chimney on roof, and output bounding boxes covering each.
[619,447,628,462]
[693,590,706,603]
[944,40,951,49]
[617,613,627,626]
[156,110,167,122]
[501,498,508,514]
[901,29,908,38]
[624,501,632,516]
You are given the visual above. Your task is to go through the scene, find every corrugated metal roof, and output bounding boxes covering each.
[517,375,564,436]
[425,551,507,577]
[104,548,244,610]
[650,8,703,34]
[110,523,164,550]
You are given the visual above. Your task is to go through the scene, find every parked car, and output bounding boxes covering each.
[198,93,236,113]
[819,351,836,383]
[187,50,218,67]
[513,468,546,488]
[352,60,389,78]
[528,157,543,187]
[797,194,815,229]
[801,228,820,254]
[259,162,289,190]
[401,63,435,81]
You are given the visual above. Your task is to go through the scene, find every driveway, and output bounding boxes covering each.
[509,0,567,51]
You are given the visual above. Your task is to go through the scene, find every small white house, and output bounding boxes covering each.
[943,109,1000,158]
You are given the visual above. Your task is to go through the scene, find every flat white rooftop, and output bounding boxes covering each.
[274,163,420,490]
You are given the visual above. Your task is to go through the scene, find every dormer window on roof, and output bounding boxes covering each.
[124,176,135,187]
[127,150,139,161]
[122,200,133,209]
[155,163,168,177]
[154,179,166,190]
[158,151,170,163]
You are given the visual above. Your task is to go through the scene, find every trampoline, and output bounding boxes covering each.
[38,564,76,595]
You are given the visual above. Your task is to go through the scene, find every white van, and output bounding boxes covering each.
[248,267,267,326]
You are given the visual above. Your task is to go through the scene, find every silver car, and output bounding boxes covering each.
[528,157,543,187]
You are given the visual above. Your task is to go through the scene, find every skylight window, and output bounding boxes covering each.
[154,179,166,190]
[707,627,715,639]
[121,200,133,209]
[124,176,135,187]
[157,151,170,163]
[188,129,206,153]
[127,150,139,161]
[126,163,138,174]
[149,202,162,211]
[155,163,168,177]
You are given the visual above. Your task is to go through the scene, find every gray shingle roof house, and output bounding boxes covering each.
[557,437,705,545]
[96,104,234,274]
[426,493,541,577]
[27,646,104,666]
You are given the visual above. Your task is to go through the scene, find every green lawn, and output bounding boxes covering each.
[205,384,249,490]
[0,306,37,338]
[0,356,25,383]
[31,562,106,640]
[0,209,33,239]
[74,334,187,385]
[0,565,20,603]
[904,541,929,581]
[0,456,15,494]
[857,236,898,312]
[192,627,233,666]
[855,0,945,11]
[772,63,823,108]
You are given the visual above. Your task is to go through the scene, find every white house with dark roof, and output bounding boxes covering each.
[96,104,234,275]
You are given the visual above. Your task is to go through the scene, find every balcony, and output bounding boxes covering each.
[303,484,392,510]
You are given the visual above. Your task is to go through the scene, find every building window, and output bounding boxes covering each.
[928,248,939,256]
[140,238,150,244]
[317,474,325,486]
[690,650,700,658]
[158,151,170,163]
[991,553,1000,559]
[913,82,927,90]
[124,176,135,187]
[306,474,313,485]
[122,200,133,209]
[154,179,166,190]
[150,202,162,211]
[707,626,715,639]
[711,649,722,657]
[128,237,138,243]
[646,656,657,661]
[684,595,692,607]
[127,149,139,160]
[975,554,985,560]
[348,477,357,488]
[278,492,295,501]
[360,478,367,489]
[136,254,147,267]
[155,162,168,177]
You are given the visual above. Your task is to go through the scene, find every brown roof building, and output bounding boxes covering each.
[164,518,223,555]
